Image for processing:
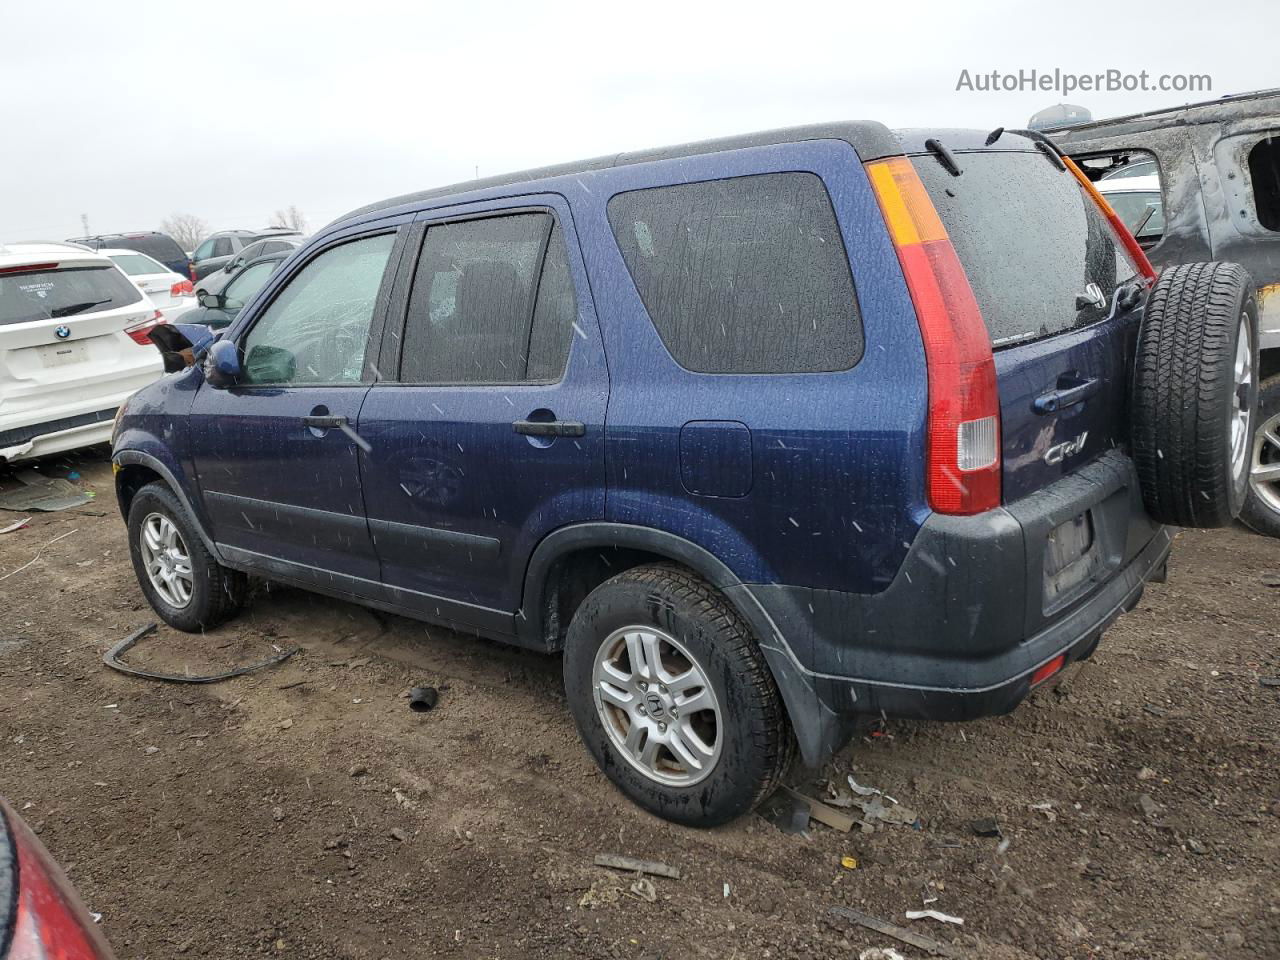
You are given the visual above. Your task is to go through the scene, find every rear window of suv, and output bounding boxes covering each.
[0,264,144,325]
[116,235,186,264]
[913,151,1139,348]
[608,172,864,374]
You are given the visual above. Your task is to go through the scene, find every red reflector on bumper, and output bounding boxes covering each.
[1030,654,1066,688]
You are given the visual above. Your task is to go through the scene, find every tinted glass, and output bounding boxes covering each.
[109,252,168,276]
[914,151,1138,348]
[527,225,576,381]
[1099,158,1157,180]
[240,233,394,385]
[401,213,567,384]
[223,260,278,307]
[608,173,862,374]
[114,235,184,263]
[1248,136,1280,232]
[212,237,234,258]
[193,238,217,260]
[0,264,144,325]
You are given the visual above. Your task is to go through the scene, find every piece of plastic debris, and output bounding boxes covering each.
[830,906,958,958]
[408,686,439,712]
[0,474,91,512]
[784,787,856,832]
[628,877,657,902]
[103,623,298,683]
[0,528,78,582]
[0,517,30,534]
[970,817,1002,837]
[840,855,859,870]
[723,882,730,898]
[996,838,1012,854]
[847,774,882,797]
[859,950,906,960]
[906,909,965,925]
[390,827,409,842]
[1259,677,1280,688]
[759,789,811,834]
[1029,801,1057,821]
[593,854,681,880]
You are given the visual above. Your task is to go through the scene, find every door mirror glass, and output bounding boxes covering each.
[204,337,242,388]
[198,292,222,309]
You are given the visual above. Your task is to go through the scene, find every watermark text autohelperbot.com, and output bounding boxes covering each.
[956,68,1212,97]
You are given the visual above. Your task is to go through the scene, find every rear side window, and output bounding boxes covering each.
[1247,136,1280,232]
[608,173,863,374]
[0,264,143,325]
[400,213,576,384]
[109,253,167,276]
[118,235,185,264]
[914,151,1136,348]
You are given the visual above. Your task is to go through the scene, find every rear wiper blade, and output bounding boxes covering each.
[924,138,963,177]
[50,298,111,318]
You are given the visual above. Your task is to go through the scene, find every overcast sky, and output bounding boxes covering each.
[2,0,1272,243]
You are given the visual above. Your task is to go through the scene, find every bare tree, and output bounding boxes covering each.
[270,205,308,233]
[160,213,208,252]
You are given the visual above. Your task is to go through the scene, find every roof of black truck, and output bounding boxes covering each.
[1045,88,1280,142]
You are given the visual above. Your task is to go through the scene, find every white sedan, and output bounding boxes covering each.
[102,247,197,321]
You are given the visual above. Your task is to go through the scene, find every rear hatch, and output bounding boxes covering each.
[0,259,160,419]
[912,144,1154,623]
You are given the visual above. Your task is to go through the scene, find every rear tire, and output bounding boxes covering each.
[1132,262,1258,527]
[127,481,247,632]
[563,564,793,826]
[1239,374,1280,537]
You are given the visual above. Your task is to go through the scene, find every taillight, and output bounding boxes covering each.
[866,156,1001,515]
[1063,157,1158,285]
[4,806,115,959]
[124,309,166,345]
[170,279,194,298]
[189,263,197,284]
[1030,654,1066,688]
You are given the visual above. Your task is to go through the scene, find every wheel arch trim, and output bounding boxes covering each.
[113,450,223,563]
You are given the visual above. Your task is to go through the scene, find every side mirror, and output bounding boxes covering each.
[198,292,223,309]
[203,338,242,388]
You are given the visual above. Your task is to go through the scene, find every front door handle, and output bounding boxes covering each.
[1033,376,1101,415]
[512,419,585,438]
[302,414,348,429]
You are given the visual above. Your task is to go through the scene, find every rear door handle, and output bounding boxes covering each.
[1033,377,1101,415]
[302,414,348,429]
[512,419,585,437]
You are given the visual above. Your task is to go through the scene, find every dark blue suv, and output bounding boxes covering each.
[112,122,1259,825]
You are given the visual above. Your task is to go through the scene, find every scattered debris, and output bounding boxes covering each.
[906,909,965,925]
[408,686,439,712]
[349,764,369,778]
[272,806,285,822]
[0,473,91,512]
[858,949,906,960]
[276,718,294,730]
[144,746,159,755]
[840,855,859,870]
[1137,794,1161,819]
[0,528,78,582]
[1143,704,1168,717]
[0,517,30,534]
[858,794,918,828]
[1029,801,1057,822]
[1186,837,1207,855]
[593,853,681,880]
[784,787,856,832]
[847,773,883,797]
[103,623,299,684]
[829,906,958,958]
[1258,677,1280,688]
[390,827,409,842]
[1259,570,1280,587]
[1137,767,1158,781]
[627,877,657,902]
[970,817,1002,837]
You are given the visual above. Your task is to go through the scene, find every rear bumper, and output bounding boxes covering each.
[729,450,1170,765]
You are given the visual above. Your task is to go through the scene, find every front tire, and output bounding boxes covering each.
[563,564,793,826]
[127,481,246,631]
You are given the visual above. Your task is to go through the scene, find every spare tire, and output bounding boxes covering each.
[1132,261,1258,527]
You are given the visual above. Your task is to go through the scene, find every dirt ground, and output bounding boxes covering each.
[0,450,1277,960]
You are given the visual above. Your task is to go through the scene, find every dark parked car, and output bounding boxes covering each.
[179,253,286,328]
[0,797,116,958]
[1050,89,1280,536]
[190,228,300,281]
[112,121,1256,825]
[67,231,191,280]
[195,236,304,297]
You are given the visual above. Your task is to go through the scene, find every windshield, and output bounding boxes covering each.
[0,264,144,326]
[109,252,168,276]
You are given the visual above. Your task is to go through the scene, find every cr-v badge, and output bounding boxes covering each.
[1045,431,1089,465]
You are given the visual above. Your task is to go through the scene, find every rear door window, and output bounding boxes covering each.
[607,172,863,374]
[119,235,185,264]
[0,264,144,325]
[109,252,168,276]
[399,213,576,384]
[914,151,1137,348]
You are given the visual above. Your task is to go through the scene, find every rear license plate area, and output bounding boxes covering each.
[1044,512,1101,605]
[37,342,88,368]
